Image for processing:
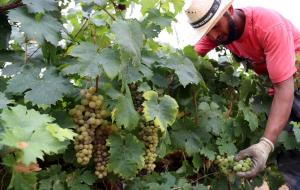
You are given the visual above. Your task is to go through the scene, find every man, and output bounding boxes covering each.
[184,0,300,189]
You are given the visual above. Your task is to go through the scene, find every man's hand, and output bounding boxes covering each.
[234,137,274,178]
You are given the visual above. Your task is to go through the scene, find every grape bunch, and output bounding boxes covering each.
[94,124,109,179]
[139,122,159,172]
[215,155,253,175]
[69,87,110,165]
[93,123,117,179]
[233,157,253,172]
[129,83,144,114]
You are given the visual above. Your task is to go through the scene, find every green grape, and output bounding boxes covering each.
[93,124,114,179]
[70,87,112,166]
[216,155,253,174]
[140,122,159,172]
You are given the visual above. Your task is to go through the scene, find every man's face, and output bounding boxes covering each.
[206,12,238,45]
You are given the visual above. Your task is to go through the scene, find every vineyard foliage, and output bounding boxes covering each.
[0,0,297,189]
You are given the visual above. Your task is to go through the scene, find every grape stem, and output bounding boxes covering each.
[0,0,23,13]
[96,76,99,92]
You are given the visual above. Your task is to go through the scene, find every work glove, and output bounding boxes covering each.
[234,137,274,178]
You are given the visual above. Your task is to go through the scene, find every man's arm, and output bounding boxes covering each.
[235,23,297,178]
[264,76,294,143]
[194,36,217,56]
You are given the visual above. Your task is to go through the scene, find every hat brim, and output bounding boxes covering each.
[193,0,234,40]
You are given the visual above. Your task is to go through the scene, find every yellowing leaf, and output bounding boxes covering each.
[142,91,178,132]
[46,124,77,142]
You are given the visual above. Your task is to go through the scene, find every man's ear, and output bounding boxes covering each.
[227,5,234,15]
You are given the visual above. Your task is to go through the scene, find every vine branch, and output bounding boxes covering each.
[96,76,99,92]
[102,7,115,20]
[192,88,199,125]
[0,0,23,13]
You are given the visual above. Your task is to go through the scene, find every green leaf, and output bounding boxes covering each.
[46,124,77,141]
[9,172,37,190]
[142,90,179,132]
[7,66,72,105]
[183,45,198,61]
[2,127,68,165]
[147,173,177,190]
[64,42,102,78]
[240,78,256,100]
[0,105,69,164]
[0,92,12,109]
[146,9,173,28]
[199,102,223,135]
[23,0,57,13]
[172,1,185,14]
[98,48,121,79]
[38,165,67,190]
[8,8,62,46]
[292,122,300,143]
[120,57,144,84]
[107,134,144,179]
[111,20,143,65]
[67,170,96,190]
[216,138,237,155]
[238,102,258,131]
[140,0,156,14]
[200,146,216,160]
[278,131,299,150]
[220,66,240,87]
[0,105,54,136]
[111,91,139,130]
[170,119,211,156]
[64,43,121,79]
[162,55,202,87]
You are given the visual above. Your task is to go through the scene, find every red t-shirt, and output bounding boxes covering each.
[194,7,300,84]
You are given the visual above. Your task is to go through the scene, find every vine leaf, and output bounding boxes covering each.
[46,124,77,142]
[107,134,144,179]
[238,102,258,131]
[140,0,156,14]
[64,43,121,79]
[198,102,223,136]
[170,119,211,156]
[0,105,69,164]
[67,170,97,190]
[200,146,216,161]
[111,20,143,65]
[6,65,71,105]
[291,121,300,143]
[216,137,237,155]
[161,55,202,87]
[23,0,57,13]
[0,92,12,109]
[38,165,67,190]
[220,66,240,87]
[10,172,37,190]
[142,91,178,132]
[111,91,139,130]
[8,8,62,46]
[0,105,54,136]
[277,131,299,150]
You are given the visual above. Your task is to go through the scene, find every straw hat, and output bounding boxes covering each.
[184,0,234,39]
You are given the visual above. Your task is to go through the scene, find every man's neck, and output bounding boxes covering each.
[233,9,246,40]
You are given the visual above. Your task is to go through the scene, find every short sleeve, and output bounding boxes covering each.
[263,24,297,84]
[194,36,217,56]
